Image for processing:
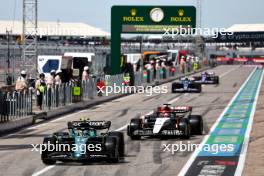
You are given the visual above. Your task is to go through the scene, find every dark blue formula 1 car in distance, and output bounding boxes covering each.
[171,77,202,93]
[41,120,124,165]
[193,72,219,84]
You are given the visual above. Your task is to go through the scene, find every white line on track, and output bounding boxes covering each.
[32,166,55,176]
[115,124,128,131]
[31,108,158,176]
[28,109,89,130]
[235,69,264,176]
[10,66,239,137]
[32,66,240,176]
[218,66,239,78]
[178,67,258,176]
[168,94,186,104]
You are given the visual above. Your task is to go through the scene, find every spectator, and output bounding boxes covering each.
[123,73,130,86]
[82,66,89,81]
[161,61,167,79]
[46,70,56,89]
[46,70,56,109]
[55,70,62,85]
[145,63,153,70]
[186,56,191,72]
[35,73,46,110]
[15,70,28,92]
[96,78,105,97]
[180,57,186,74]
[54,70,62,107]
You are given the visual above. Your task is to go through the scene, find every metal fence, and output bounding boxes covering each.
[0,90,33,122]
[42,83,73,111]
[0,62,207,123]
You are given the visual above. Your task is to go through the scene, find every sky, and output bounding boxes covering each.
[0,0,264,32]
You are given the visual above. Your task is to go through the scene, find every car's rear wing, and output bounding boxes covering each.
[179,77,195,81]
[173,106,192,113]
[201,72,215,76]
[68,121,111,130]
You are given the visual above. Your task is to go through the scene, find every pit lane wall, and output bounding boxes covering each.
[180,68,264,176]
[216,57,264,65]
[0,61,208,135]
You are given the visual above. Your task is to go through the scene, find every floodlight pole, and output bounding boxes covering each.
[22,0,38,77]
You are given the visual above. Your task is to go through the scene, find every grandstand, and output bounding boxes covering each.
[0,20,110,84]
[0,20,109,38]
[1,21,264,84]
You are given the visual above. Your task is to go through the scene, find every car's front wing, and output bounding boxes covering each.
[133,129,184,136]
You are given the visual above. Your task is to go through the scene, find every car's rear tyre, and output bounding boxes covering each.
[127,119,141,140]
[171,83,181,93]
[108,151,119,163]
[105,137,119,163]
[171,88,176,93]
[195,84,202,93]
[53,132,69,137]
[189,115,203,135]
[109,131,125,157]
[215,76,219,84]
[179,119,191,139]
[130,135,141,140]
[42,159,56,165]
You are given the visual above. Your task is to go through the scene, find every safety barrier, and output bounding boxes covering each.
[82,79,97,101]
[134,72,143,87]
[42,82,73,111]
[0,90,33,122]
[0,62,207,123]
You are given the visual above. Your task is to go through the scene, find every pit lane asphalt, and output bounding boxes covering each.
[0,65,254,176]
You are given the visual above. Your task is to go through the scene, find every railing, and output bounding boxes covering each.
[0,90,33,122]
[0,62,207,123]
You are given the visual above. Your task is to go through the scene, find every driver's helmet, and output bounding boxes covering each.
[80,117,89,121]
[78,130,83,136]
[87,129,97,137]
[184,77,189,81]
[71,129,83,136]
[160,112,170,117]
[157,106,171,117]
[82,129,96,137]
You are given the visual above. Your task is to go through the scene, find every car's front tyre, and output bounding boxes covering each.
[41,137,56,165]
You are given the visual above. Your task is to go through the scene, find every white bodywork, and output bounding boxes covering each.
[153,118,170,134]
[37,55,62,77]
[64,52,95,63]
[207,72,215,75]
[124,53,142,64]
[167,49,179,64]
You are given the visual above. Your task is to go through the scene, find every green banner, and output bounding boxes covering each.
[111,6,196,74]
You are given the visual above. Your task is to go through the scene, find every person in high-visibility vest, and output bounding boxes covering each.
[35,73,46,110]
[193,62,199,71]
[123,73,130,86]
